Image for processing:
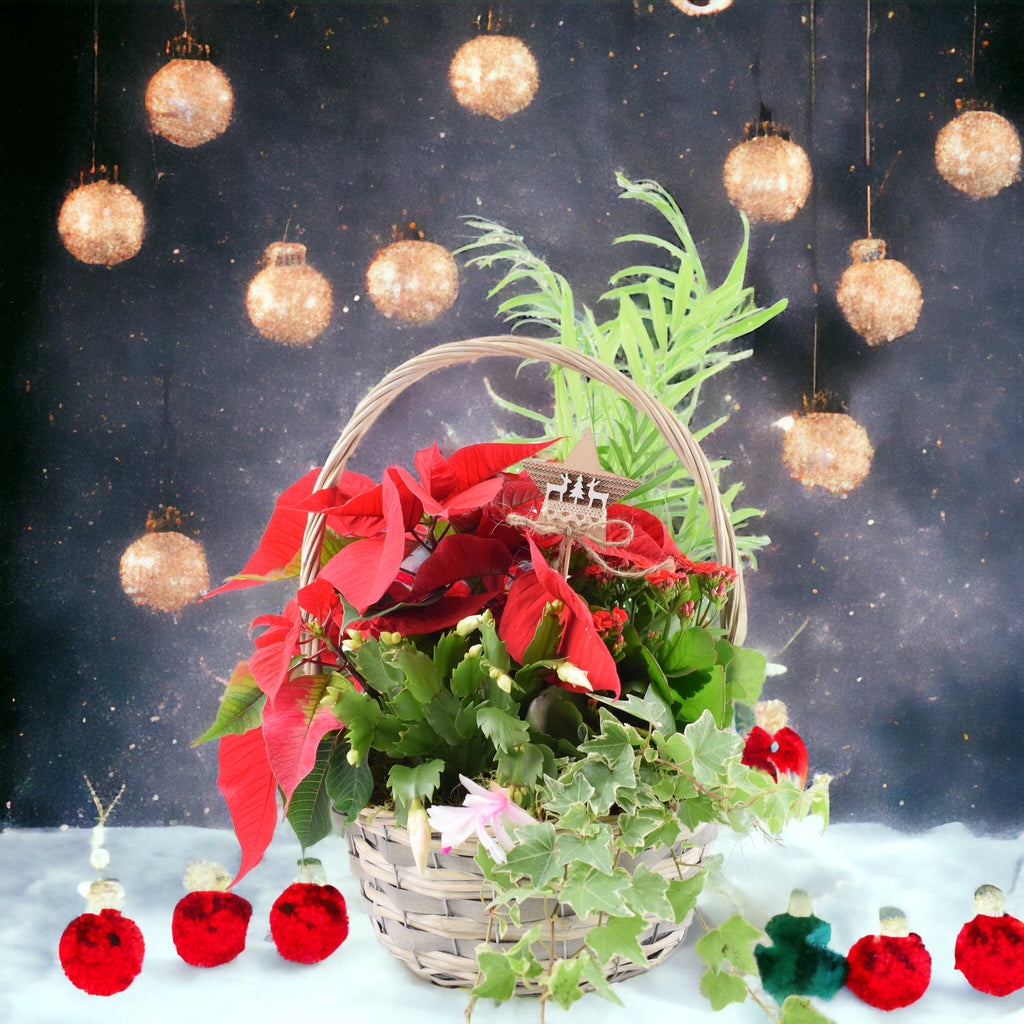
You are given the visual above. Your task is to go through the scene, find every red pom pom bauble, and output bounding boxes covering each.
[935,110,1020,199]
[742,726,808,787]
[836,238,922,346]
[449,35,539,120]
[120,519,209,613]
[782,412,874,495]
[246,242,333,346]
[58,180,145,267]
[955,885,1024,996]
[146,57,233,148]
[366,239,459,324]
[723,134,812,223]
[270,883,349,964]
[846,908,932,1010]
[172,890,252,967]
[59,909,145,996]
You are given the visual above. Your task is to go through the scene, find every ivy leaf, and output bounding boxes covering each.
[471,950,518,1003]
[666,871,707,925]
[779,995,838,1024]
[621,862,672,919]
[684,710,742,786]
[542,773,596,817]
[498,822,563,887]
[700,966,749,1010]
[579,955,624,1006]
[561,863,630,919]
[586,913,646,966]
[546,955,587,1010]
[696,914,762,976]
[558,826,615,875]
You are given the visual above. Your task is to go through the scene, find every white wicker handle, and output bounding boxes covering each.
[299,335,746,644]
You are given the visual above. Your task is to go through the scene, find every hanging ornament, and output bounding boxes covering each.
[755,888,850,1004]
[781,410,874,495]
[935,108,1021,198]
[146,33,233,148]
[723,111,812,223]
[449,34,539,120]
[246,241,333,345]
[845,906,932,1010]
[670,0,734,13]
[119,507,209,613]
[58,175,145,267]
[270,864,349,964]
[955,884,1024,996]
[365,231,460,325]
[836,238,922,346]
[171,861,252,967]
[741,700,808,786]
[59,778,146,996]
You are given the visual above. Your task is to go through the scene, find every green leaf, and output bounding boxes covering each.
[496,743,546,789]
[325,745,373,823]
[579,955,625,1006]
[477,705,530,751]
[660,626,719,675]
[542,773,596,817]
[285,734,337,850]
[558,826,615,875]
[191,664,265,746]
[673,665,728,728]
[387,760,443,808]
[392,646,442,703]
[621,862,673,919]
[586,913,646,966]
[695,914,762,976]
[699,966,749,1010]
[666,871,707,924]
[333,684,381,764]
[779,996,838,1024]
[561,864,630,918]
[471,950,519,1002]
[725,646,767,705]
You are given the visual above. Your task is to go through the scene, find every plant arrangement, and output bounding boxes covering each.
[198,176,830,1022]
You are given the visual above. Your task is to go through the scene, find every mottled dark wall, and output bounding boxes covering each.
[2,1,1022,833]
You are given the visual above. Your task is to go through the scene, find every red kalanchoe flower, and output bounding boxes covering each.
[59,909,145,995]
[270,882,349,964]
[742,725,809,787]
[172,890,253,967]
[955,884,1024,996]
[845,907,932,1009]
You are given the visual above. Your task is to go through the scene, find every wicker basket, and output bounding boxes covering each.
[299,335,748,990]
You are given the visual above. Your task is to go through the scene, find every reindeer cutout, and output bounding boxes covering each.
[545,472,570,503]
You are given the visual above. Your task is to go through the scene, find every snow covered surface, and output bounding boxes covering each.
[3,818,1023,1023]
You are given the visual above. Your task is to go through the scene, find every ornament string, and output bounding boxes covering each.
[808,0,820,402]
[864,0,872,238]
[91,1,99,176]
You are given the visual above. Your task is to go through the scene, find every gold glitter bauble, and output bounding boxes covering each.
[365,239,459,324]
[120,530,209,613]
[146,58,233,148]
[723,135,812,222]
[246,242,333,346]
[782,412,874,494]
[449,35,539,120]
[670,1,734,14]
[836,238,922,346]
[935,110,1021,198]
[57,180,145,266]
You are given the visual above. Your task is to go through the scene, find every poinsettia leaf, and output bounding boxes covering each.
[296,576,340,624]
[261,672,342,805]
[203,469,321,600]
[409,535,514,598]
[248,601,303,702]
[285,732,338,850]
[192,661,266,746]
[217,728,279,886]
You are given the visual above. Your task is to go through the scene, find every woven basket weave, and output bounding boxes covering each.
[300,335,748,990]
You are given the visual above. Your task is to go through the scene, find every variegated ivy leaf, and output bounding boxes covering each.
[621,862,673,920]
[558,825,615,875]
[545,956,588,1011]
[560,863,631,919]
[684,710,743,786]
[696,913,762,976]
[700,966,749,1010]
[493,821,562,887]
[780,995,838,1024]
[586,913,647,967]
[666,872,707,925]
[541,773,596,817]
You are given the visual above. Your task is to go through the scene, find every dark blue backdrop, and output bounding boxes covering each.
[3,1,1022,834]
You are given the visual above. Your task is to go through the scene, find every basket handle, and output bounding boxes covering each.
[299,335,747,644]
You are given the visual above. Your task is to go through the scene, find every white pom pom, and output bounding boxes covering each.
[89,847,111,871]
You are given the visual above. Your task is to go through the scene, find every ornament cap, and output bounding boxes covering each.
[787,888,814,917]
[973,884,1006,917]
[263,241,309,267]
[879,905,910,937]
[849,238,886,263]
